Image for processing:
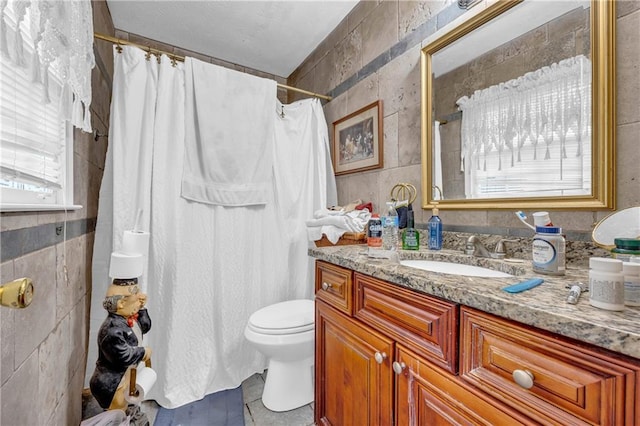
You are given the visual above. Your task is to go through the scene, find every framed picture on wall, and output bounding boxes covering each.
[332,100,383,176]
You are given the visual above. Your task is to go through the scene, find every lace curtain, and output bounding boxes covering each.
[0,0,95,132]
[457,55,591,176]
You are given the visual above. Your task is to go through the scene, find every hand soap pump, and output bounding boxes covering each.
[427,203,443,250]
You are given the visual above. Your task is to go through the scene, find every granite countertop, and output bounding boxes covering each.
[309,245,640,360]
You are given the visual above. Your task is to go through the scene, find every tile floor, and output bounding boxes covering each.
[139,370,315,426]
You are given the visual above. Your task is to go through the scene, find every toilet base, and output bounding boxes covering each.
[262,355,314,412]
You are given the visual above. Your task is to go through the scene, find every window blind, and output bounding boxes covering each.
[0,4,74,210]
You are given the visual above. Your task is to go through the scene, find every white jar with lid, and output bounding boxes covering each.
[589,257,625,311]
[622,262,640,306]
[532,226,565,275]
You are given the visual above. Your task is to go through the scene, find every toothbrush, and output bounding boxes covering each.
[515,211,536,231]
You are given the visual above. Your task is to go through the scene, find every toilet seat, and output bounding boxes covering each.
[247,299,314,335]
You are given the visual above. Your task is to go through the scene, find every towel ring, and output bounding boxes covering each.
[390,183,417,204]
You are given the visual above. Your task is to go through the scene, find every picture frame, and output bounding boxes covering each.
[332,100,383,176]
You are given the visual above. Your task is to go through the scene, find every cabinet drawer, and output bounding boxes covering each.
[460,307,640,425]
[315,261,353,316]
[354,273,459,374]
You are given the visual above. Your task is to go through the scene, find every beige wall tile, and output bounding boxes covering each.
[1,350,40,426]
[397,103,421,167]
[56,236,87,321]
[69,298,88,383]
[383,112,399,170]
[0,212,39,232]
[378,45,421,116]
[348,0,379,34]
[346,73,379,114]
[13,247,57,365]
[617,9,640,126]
[314,49,339,97]
[616,122,640,209]
[334,29,363,87]
[361,1,398,66]
[399,1,447,40]
[38,316,71,424]
[1,262,15,385]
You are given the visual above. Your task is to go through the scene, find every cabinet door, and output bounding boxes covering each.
[394,345,532,426]
[315,300,394,426]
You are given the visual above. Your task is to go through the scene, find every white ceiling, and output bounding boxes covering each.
[106,0,359,77]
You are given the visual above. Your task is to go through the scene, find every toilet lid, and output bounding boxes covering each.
[248,299,314,334]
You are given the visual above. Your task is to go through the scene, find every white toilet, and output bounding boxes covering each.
[244,299,315,412]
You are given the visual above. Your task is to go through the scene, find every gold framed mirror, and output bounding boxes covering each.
[420,0,615,210]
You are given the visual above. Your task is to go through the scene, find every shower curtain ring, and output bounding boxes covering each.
[115,43,123,54]
[280,105,285,118]
[145,47,152,61]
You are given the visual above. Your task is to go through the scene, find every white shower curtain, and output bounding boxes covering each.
[87,45,336,408]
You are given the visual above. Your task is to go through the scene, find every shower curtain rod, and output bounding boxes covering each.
[93,33,332,101]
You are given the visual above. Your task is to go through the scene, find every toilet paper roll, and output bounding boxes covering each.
[124,364,157,404]
[122,230,151,291]
[122,230,150,258]
[109,252,144,279]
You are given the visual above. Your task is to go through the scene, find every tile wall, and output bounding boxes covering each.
[0,1,113,424]
[289,0,640,236]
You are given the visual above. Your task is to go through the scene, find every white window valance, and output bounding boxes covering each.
[457,55,592,198]
[0,0,95,132]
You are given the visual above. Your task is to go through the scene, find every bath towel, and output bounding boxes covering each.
[306,208,371,244]
[182,57,277,206]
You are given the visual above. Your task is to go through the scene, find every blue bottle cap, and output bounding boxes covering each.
[535,226,562,234]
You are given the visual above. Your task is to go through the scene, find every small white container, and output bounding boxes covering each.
[589,257,625,311]
[622,262,640,306]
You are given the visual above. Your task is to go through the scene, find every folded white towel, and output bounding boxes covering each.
[306,209,371,243]
[181,57,277,206]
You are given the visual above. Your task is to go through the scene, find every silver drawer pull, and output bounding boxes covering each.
[392,361,406,375]
[513,369,535,389]
[374,351,387,364]
[321,282,332,291]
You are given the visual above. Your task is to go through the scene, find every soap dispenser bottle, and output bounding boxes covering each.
[427,205,442,250]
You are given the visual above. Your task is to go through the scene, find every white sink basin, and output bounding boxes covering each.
[400,260,512,278]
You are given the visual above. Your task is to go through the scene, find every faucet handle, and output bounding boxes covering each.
[494,239,518,257]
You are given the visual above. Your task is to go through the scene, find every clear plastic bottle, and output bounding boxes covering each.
[367,214,383,257]
[382,202,399,251]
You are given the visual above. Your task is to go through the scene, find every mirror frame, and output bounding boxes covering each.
[420,0,616,210]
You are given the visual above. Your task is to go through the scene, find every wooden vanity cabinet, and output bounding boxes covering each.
[314,260,640,425]
[315,261,460,425]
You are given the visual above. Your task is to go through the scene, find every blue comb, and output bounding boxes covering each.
[502,278,544,293]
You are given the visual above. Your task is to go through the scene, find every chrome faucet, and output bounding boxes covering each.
[464,236,517,259]
[464,236,492,258]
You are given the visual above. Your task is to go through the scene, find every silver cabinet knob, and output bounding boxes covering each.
[374,352,387,364]
[321,282,332,291]
[513,369,535,389]
[392,361,406,375]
